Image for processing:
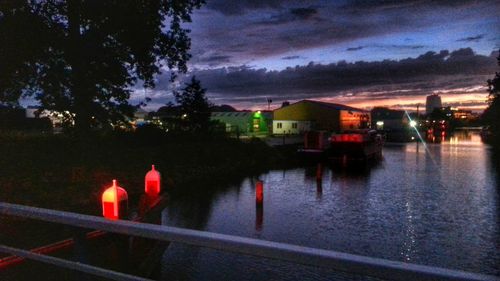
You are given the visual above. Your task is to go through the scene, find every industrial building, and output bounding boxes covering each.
[425,94,442,115]
[371,107,409,131]
[371,107,416,142]
[272,100,370,135]
[211,111,272,135]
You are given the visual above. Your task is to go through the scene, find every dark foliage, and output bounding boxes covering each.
[174,76,212,131]
[483,50,500,146]
[0,0,203,132]
[0,106,52,132]
[0,132,284,213]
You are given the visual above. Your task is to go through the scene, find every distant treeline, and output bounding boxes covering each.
[0,107,52,132]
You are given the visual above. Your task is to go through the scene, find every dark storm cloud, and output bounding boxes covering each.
[207,0,472,16]
[254,7,319,26]
[340,0,482,12]
[190,48,497,103]
[201,55,232,62]
[347,46,364,51]
[390,100,487,109]
[135,48,497,108]
[347,45,424,52]
[282,55,301,60]
[290,7,317,19]
[189,0,499,66]
[205,0,286,15]
[457,34,485,42]
[189,13,390,63]
[197,54,232,66]
[390,44,425,50]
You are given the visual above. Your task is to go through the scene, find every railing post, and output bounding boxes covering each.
[72,227,89,281]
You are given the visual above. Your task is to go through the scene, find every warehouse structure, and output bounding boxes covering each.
[371,107,416,141]
[272,100,370,135]
[371,107,409,131]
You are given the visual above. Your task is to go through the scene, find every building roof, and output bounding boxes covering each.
[371,108,406,120]
[212,111,272,118]
[212,112,253,117]
[278,100,369,113]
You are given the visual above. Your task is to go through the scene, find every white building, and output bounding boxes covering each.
[273,120,311,135]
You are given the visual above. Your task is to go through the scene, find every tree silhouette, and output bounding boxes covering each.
[174,76,212,131]
[0,0,203,132]
[483,50,500,145]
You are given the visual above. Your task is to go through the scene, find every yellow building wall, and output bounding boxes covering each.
[273,102,341,131]
[273,101,371,132]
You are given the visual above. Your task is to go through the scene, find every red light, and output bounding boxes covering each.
[145,164,161,196]
[332,133,364,143]
[350,134,363,142]
[102,180,128,220]
[339,134,363,142]
[256,180,263,205]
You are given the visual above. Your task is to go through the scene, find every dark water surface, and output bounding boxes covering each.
[159,130,500,280]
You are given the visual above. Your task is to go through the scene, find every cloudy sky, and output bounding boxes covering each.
[136,0,500,111]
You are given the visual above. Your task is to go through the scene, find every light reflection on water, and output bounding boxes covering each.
[159,130,500,280]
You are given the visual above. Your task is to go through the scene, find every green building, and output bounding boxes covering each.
[211,111,272,135]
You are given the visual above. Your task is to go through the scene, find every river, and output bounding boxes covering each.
[158,130,500,280]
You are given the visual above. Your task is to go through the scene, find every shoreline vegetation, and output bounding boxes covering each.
[1,127,498,216]
[0,129,297,216]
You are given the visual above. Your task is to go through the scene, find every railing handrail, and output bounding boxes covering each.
[0,202,498,281]
[0,245,153,281]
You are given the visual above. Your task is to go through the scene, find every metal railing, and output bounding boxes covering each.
[0,245,152,281]
[0,202,498,281]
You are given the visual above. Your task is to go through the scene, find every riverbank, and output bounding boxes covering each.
[0,131,296,215]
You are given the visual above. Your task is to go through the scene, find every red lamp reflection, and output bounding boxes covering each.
[102,179,128,220]
[256,180,263,206]
[255,180,264,230]
[145,164,161,196]
[255,204,263,231]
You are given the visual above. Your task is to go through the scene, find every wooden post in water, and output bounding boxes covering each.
[316,163,323,181]
[255,204,263,231]
[72,227,90,281]
[316,163,323,199]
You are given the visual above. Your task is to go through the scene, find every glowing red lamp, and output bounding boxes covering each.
[256,180,263,205]
[102,179,128,220]
[145,164,161,196]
